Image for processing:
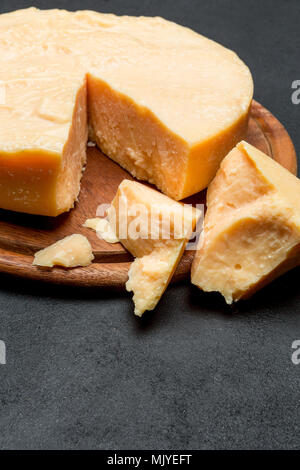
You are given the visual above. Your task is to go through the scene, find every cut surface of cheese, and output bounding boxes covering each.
[0,8,253,215]
[107,179,201,316]
[33,234,94,268]
[191,141,300,304]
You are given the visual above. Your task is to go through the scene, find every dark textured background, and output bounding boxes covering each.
[0,0,299,450]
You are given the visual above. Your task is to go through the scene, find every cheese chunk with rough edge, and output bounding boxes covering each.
[33,234,94,268]
[0,8,253,216]
[191,141,300,304]
[107,179,201,316]
[83,217,119,243]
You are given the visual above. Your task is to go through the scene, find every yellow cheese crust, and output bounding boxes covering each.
[0,8,253,216]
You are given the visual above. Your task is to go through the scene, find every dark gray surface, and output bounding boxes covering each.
[0,0,299,450]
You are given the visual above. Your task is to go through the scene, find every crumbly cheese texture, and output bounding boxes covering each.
[0,7,253,216]
[191,141,300,304]
[107,179,201,316]
[33,234,94,267]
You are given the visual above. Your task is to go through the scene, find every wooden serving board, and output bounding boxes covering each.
[0,100,297,288]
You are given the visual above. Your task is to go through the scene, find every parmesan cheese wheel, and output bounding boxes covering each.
[0,8,253,216]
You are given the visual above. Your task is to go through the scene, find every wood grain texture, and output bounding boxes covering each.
[0,100,297,288]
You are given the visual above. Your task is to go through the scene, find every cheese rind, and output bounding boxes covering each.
[191,141,300,303]
[33,234,94,268]
[107,180,201,316]
[0,8,253,215]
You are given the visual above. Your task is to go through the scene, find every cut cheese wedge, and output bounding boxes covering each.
[191,141,300,304]
[33,234,94,268]
[0,8,253,216]
[107,180,201,316]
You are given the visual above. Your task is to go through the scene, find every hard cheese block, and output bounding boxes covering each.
[107,180,201,316]
[191,141,300,304]
[0,8,253,216]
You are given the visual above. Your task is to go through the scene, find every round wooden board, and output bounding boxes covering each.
[0,100,297,288]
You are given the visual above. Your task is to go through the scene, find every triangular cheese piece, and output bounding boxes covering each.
[191,141,300,304]
[33,234,94,268]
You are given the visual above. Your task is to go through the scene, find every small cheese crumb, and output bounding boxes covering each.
[33,234,94,268]
[83,217,119,244]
